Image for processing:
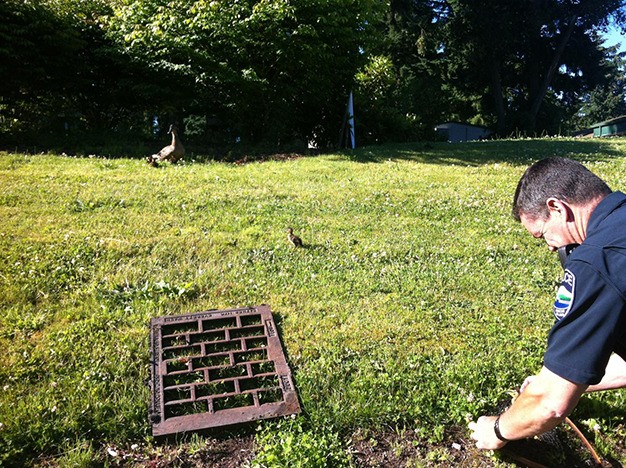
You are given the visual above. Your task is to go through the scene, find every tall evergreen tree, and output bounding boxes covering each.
[573,46,626,129]
[441,0,626,135]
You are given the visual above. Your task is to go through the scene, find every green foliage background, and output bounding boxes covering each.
[1,139,626,466]
[1,0,625,152]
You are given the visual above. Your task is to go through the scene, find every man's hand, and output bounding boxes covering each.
[469,366,587,451]
[468,415,508,450]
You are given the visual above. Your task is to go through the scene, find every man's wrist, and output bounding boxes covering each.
[494,415,510,442]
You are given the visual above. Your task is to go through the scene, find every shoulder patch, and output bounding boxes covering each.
[554,269,575,320]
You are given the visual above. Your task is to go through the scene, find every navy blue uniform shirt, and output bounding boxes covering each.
[544,191,626,385]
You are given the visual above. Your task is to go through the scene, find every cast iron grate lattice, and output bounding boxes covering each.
[149,305,300,436]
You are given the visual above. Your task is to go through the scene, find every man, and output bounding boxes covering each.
[469,157,626,450]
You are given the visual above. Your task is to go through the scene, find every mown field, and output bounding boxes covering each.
[1,139,626,467]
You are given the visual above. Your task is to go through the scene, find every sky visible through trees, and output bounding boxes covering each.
[604,26,625,51]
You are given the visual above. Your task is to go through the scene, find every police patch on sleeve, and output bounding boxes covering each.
[554,269,575,320]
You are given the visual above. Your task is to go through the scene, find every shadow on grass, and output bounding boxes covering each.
[333,138,626,167]
[5,136,625,167]
[575,394,626,431]
[0,134,320,163]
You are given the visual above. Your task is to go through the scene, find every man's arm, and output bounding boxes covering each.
[587,353,626,392]
[469,366,587,450]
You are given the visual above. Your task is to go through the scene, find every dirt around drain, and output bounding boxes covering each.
[96,436,256,467]
[350,425,622,467]
[41,424,623,467]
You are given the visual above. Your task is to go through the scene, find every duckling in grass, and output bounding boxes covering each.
[287,228,303,247]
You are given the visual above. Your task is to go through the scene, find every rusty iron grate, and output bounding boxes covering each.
[149,305,300,436]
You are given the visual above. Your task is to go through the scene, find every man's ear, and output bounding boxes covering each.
[546,197,574,221]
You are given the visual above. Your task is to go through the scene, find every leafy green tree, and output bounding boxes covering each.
[106,0,383,148]
[4,0,625,148]
[0,0,83,137]
[355,0,448,144]
[0,0,160,147]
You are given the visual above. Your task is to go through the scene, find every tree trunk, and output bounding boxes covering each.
[489,60,507,136]
[528,15,577,130]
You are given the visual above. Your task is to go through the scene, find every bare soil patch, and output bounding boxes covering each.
[36,424,624,466]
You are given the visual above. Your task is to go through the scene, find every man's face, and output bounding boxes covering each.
[520,210,576,252]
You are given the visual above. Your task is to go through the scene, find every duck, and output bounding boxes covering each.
[146,124,185,166]
[287,228,303,247]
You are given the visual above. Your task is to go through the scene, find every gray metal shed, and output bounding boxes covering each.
[434,122,491,143]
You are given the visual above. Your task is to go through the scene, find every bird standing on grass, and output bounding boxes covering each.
[287,228,303,247]
[146,124,185,167]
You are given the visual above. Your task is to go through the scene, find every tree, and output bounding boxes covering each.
[441,0,626,135]
[0,0,83,137]
[0,0,161,144]
[571,46,626,130]
[106,0,383,148]
[355,0,449,144]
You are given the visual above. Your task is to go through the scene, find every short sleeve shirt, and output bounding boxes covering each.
[543,191,626,385]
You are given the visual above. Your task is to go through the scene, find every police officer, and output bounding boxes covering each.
[469,157,626,449]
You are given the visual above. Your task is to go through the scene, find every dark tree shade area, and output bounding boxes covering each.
[1,0,625,155]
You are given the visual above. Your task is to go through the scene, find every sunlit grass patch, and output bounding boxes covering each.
[1,140,626,465]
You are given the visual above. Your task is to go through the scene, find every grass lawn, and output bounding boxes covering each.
[1,138,626,466]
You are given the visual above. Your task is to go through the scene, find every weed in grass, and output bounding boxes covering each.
[38,439,100,468]
[253,417,350,468]
[0,305,52,339]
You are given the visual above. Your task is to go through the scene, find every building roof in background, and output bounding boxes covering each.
[587,115,626,138]
[589,115,626,128]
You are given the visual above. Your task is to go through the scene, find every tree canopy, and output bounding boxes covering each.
[439,0,626,134]
[1,0,625,152]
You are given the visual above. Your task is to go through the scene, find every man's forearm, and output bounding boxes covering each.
[468,390,576,450]
[499,367,586,440]
[497,388,569,439]
[469,367,587,449]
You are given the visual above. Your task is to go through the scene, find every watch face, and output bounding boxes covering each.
[557,243,579,269]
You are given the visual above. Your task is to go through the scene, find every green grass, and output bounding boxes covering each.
[1,138,626,466]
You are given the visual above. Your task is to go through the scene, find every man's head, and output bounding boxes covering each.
[512,157,611,250]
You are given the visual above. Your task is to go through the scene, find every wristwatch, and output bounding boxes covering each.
[494,415,510,442]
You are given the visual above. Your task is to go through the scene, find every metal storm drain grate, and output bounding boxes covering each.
[149,305,300,436]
